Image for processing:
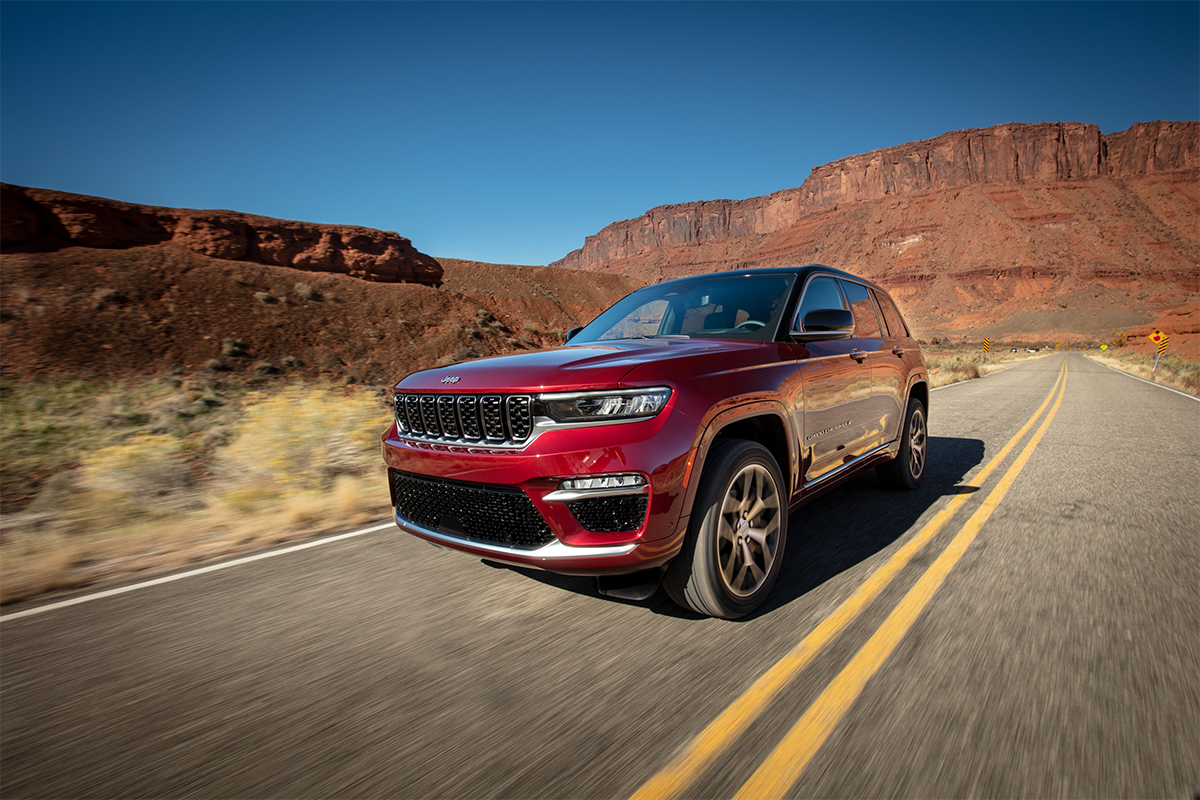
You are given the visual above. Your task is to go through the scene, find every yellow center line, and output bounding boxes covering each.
[630,358,1068,800]
[733,360,1069,800]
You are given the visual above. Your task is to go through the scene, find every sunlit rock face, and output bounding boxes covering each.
[1,184,443,286]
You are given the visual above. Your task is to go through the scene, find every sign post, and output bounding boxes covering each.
[1149,330,1169,372]
[983,338,991,364]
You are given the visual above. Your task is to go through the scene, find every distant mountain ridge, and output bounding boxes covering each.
[550,121,1198,355]
[552,121,1196,271]
[1,183,444,286]
[0,188,638,383]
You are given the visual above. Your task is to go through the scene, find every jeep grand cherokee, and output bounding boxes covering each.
[382,265,928,618]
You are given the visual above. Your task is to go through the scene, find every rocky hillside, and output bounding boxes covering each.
[2,184,443,286]
[0,190,640,384]
[552,121,1199,355]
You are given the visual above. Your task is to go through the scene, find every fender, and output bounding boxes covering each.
[883,374,929,459]
[677,399,798,523]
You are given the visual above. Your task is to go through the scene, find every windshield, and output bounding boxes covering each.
[571,274,796,343]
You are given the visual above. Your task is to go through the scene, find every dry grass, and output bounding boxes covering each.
[1,380,393,605]
[1085,350,1200,396]
[924,350,1047,388]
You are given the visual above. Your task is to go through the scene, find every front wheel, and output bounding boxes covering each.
[664,440,787,619]
[877,397,927,490]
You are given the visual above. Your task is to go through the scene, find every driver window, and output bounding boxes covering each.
[795,276,846,331]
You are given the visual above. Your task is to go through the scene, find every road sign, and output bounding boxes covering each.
[983,338,991,353]
[1153,333,1170,372]
[1101,344,1108,350]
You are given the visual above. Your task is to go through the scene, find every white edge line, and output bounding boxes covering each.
[1086,356,1200,402]
[0,522,396,624]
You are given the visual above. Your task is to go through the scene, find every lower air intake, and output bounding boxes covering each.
[566,495,650,533]
[390,469,555,549]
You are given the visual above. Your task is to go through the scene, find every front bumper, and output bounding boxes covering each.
[380,408,698,575]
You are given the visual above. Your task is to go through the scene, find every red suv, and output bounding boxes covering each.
[382,266,928,618]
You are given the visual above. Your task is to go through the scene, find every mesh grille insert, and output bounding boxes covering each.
[390,469,555,549]
[566,495,650,533]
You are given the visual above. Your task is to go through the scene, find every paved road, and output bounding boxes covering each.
[2,353,1197,799]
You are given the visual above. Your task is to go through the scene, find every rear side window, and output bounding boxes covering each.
[872,289,910,338]
[838,280,882,338]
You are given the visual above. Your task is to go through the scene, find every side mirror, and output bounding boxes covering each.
[793,308,854,340]
[565,326,584,343]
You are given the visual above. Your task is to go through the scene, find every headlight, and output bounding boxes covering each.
[538,388,671,424]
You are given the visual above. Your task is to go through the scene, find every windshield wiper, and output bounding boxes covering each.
[627,334,690,340]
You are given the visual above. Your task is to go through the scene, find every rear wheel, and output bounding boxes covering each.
[877,397,927,490]
[664,440,787,619]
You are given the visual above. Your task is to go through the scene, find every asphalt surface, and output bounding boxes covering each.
[2,353,1197,799]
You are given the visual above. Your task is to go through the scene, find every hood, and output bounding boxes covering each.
[395,339,773,394]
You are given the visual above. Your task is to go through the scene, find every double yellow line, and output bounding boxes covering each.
[633,358,1070,800]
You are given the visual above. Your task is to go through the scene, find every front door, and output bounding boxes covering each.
[790,275,882,485]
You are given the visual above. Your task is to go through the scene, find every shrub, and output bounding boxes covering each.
[216,384,389,494]
[90,288,122,308]
[439,346,481,365]
[80,433,191,500]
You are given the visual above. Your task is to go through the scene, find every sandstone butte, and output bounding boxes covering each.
[552,120,1199,357]
[1,183,444,286]
[0,185,638,383]
[0,119,1197,377]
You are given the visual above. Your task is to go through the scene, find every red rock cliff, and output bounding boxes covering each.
[1,184,443,286]
[552,121,1198,271]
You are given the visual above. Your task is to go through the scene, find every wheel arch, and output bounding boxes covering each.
[908,378,929,417]
[681,403,796,518]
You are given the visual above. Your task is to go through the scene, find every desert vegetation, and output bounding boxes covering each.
[1085,349,1200,395]
[1,375,392,604]
[923,348,1049,388]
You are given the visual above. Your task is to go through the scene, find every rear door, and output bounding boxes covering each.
[835,278,891,454]
[871,287,914,443]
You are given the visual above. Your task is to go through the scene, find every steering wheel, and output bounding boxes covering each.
[735,320,765,330]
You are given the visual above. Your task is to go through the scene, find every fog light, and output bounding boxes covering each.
[545,473,647,503]
[558,474,645,491]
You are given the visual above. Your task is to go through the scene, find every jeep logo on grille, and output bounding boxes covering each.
[441,376,461,384]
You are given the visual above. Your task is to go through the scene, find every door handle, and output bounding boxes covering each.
[849,349,867,362]
[892,347,905,357]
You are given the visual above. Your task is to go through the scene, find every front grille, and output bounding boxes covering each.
[390,469,555,549]
[567,495,650,533]
[394,393,534,447]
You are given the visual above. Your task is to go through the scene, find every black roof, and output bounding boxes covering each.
[650,264,879,289]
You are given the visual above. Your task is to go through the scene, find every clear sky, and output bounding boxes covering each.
[2,1,1197,266]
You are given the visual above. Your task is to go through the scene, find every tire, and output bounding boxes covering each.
[664,439,787,619]
[877,397,927,490]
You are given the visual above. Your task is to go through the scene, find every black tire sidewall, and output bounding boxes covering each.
[891,397,926,490]
[673,439,787,619]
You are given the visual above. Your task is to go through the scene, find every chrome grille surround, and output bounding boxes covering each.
[394,392,537,449]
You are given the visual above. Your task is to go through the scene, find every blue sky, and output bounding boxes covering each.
[2,2,1197,266]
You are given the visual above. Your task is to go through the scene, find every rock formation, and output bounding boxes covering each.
[1,184,443,286]
[549,121,1198,356]
[552,121,1197,273]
